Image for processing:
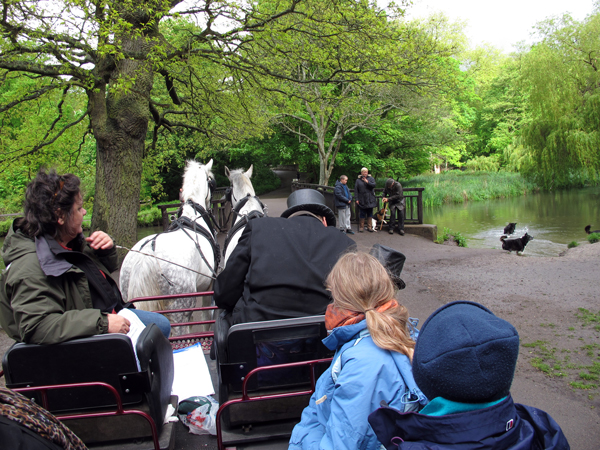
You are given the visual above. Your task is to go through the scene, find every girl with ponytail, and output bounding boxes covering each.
[289,252,427,450]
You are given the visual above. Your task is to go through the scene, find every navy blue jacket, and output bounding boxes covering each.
[368,395,569,450]
[334,180,352,209]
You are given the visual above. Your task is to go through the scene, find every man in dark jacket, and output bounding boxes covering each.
[354,167,377,232]
[213,189,355,325]
[334,175,354,235]
[382,178,405,235]
[368,301,570,450]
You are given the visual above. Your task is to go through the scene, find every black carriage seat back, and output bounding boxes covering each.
[220,315,333,393]
[217,315,334,429]
[2,323,174,443]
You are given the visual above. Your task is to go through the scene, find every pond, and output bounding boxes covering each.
[1,187,599,263]
[426,186,600,257]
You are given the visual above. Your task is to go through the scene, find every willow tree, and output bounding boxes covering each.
[520,10,600,188]
[0,0,386,246]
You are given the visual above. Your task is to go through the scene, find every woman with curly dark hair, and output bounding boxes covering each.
[0,169,170,345]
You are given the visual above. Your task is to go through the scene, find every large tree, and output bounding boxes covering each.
[0,0,386,246]
[261,13,464,185]
[519,10,600,188]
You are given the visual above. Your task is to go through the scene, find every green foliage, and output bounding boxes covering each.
[137,207,162,227]
[519,13,600,188]
[435,227,467,247]
[587,233,600,244]
[0,219,12,237]
[567,241,579,249]
[464,155,500,172]
[403,170,539,206]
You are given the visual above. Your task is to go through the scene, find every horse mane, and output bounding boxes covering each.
[181,160,213,204]
[229,168,256,197]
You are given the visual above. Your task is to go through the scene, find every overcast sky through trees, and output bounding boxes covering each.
[404,0,596,52]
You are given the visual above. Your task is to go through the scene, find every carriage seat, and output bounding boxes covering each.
[1,323,174,445]
[215,313,334,447]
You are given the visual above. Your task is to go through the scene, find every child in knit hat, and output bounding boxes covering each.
[368,301,569,450]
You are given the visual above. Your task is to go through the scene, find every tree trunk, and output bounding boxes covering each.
[88,35,154,250]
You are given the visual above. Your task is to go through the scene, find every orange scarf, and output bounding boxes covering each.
[325,299,398,330]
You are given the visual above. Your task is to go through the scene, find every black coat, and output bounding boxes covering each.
[354,175,377,209]
[213,216,355,325]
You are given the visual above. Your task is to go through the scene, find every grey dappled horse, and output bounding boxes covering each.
[222,165,267,267]
[120,160,219,336]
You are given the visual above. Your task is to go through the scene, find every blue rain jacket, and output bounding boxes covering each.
[289,320,426,450]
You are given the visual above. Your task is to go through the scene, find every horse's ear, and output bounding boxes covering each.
[225,166,231,178]
[245,164,253,179]
[205,159,214,172]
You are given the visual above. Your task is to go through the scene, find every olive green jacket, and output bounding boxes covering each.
[0,221,115,344]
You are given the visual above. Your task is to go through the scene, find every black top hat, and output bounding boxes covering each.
[369,244,406,290]
[281,189,336,227]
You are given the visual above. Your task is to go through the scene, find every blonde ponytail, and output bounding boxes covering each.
[326,252,414,358]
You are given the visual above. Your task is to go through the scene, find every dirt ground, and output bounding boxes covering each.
[263,187,600,449]
[1,180,599,449]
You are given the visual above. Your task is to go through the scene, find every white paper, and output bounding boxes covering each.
[171,343,215,401]
[118,308,146,370]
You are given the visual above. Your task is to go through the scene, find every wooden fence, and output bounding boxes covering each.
[157,187,232,232]
[291,182,424,225]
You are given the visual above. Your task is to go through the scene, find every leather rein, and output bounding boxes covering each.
[222,193,267,257]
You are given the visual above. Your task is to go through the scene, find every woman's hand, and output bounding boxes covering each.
[86,231,114,250]
[108,314,131,334]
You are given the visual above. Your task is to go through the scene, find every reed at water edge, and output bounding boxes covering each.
[398,171,540,207]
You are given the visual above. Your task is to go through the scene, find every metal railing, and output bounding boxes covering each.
[292,182,424,224]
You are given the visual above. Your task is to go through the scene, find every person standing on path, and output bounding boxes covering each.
[355,167,377,233]
[334,175,355,235]
[382,178,405,235]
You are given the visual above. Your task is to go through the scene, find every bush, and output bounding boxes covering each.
[464,155,500,172]
[567,241,579,249]
[137,207,162,227]
[588,233,600,244]
[0,219,12,237]
[435,227,467,247]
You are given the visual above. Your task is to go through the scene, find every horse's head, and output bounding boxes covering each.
[225,165,255,206]
[181,159,215,208]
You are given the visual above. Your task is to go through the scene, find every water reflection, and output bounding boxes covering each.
[425,187,600,257]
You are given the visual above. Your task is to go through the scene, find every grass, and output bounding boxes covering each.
[575,308,600,332]
[435,227,468,247]
[587,232,600,244]
[402,170,539,207]
[568,241,579,249]
[524,311,600,396]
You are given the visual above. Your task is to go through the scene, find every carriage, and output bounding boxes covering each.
[0,161,324,450]
[1,292,333,450]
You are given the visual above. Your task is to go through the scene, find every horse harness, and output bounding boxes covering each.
[139,199,221,277]
[222,194,267,257]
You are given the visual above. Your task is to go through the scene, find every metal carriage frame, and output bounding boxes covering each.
[0,291,328,450]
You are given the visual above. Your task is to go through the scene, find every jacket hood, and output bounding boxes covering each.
[323,320,367,350]
[1,221,36,267]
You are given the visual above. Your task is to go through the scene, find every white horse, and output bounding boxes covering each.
[222,165,267,267]
[120,159,219,336]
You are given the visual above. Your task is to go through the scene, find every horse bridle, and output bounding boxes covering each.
[222,194,267,257]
